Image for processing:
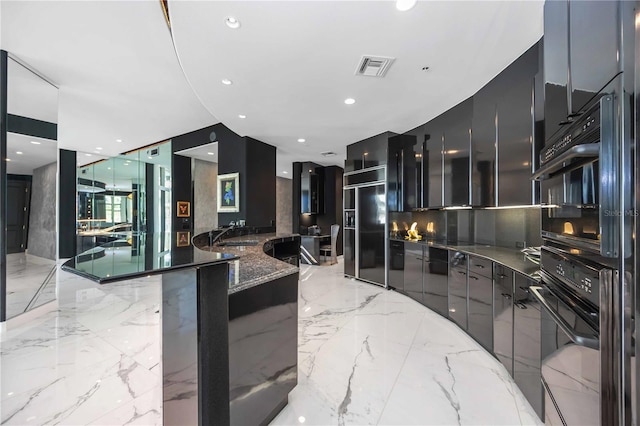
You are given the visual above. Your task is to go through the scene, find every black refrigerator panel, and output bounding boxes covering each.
[423,247,449,317]
[358,184,386,286]
[493,265,514,376]
[344,229,355,277]
[513,274,543,420]
[389,240,405,292]
[403,242,423,303]
[467,271,493,351]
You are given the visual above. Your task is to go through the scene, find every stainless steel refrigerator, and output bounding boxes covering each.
[344,167,387,287]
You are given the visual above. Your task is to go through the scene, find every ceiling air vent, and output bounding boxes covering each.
[321,151,337,157]
[355,55,395,77]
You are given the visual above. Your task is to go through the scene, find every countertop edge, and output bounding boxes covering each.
[392,238,540,281]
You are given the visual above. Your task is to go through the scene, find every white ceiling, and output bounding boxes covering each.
[175,142,219,164]
[1,1,544,179]
[6,133,57,175]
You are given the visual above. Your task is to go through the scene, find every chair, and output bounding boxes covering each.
[319,224,340,265]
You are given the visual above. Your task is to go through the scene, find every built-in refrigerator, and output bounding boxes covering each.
[344,166,387,287]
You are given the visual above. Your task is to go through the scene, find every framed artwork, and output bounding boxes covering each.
[177,201,191,217]
[218,172,240,212]
[176,231,191,247]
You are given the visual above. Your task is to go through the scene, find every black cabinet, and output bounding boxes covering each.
[423,117,444,207]
[513,273,543,420]
[389,240,405,292]
[493,43,538,206]
[443,99,472,206]
[569,0,619,115]
[404,242,424,303]
[423,247,448,317]
[388,134,419,211]
[448,251,468,329]
[467,255,493,351]
[471,83,496,206]
[493,265,514,375]
[543,0,569,142]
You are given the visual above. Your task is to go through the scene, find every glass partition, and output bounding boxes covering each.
[76,142,172,269]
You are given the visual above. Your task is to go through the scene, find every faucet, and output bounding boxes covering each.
[210,225,236,246]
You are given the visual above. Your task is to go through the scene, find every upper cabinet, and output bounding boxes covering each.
[569,0,619,114]
[443,99,472,206]
[496,44,539,206]
[471,83,497,207]
[300,163,324,214]
[544,0,620,142]
[388,134,419,212]
[424,117,445,208]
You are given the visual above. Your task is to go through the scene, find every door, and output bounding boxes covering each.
[403,242,423,303]
[7,179,31,254]
[514,274,543,420]
[357,184,386,285]
[423,247,448,316]
[344,188,355,277]
[494,265,514,375]
[448,251,468,330]
[468,271,493,350]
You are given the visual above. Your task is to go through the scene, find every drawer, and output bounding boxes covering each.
[469,255,492,278]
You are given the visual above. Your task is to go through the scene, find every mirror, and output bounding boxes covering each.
[5,56,59,319]
[75,141,173,270]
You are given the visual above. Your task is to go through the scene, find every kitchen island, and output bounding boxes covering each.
[62,231,300,426]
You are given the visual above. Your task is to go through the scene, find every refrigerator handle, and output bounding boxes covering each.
[599,95,619,258]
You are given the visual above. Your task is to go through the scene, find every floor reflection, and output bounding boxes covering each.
[6,253,57,319]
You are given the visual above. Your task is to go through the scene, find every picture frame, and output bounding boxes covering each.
[176,231,191,247]
[217,172,240,213]
[177,201,190,217]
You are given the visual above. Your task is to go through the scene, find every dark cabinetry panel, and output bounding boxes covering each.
[423,117,444,207]
[300,164,323,214]
[543,0,569,141]
[443,99,472,206]
[467,256,493,350]
[423,247,448,316]
[388,134,419,211]
[471,83,496,206]
[493,265,514,375]
[513,273,543,420]
[404,242,423,303]
[345,132,390,172]
[389,240,405,292]
[569,0,619,114]
[448,251,468,329]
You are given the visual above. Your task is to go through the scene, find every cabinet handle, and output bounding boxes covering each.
[457,270,466,275]
[469,275,479,280]
[475,264,485,269]
[497,274,508,279]
[501,293,512,299]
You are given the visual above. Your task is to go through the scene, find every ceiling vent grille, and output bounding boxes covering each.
[355,55,395,77]
[321,151,337,157]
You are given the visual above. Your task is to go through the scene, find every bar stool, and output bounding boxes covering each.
[319,224,340,265]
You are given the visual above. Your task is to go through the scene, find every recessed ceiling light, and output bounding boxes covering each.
[225,16,240,29]
[298,138,306,143]
[96,147,103,150]
[30,141,41,145]
[283,171,288,174]
[123,163,129,166]
[5,158,11,162]
[238,114,246,119]
[207,152,214,155]
[16,151,23,155]
[344,98,356,105]
[108,167,111,170]
[85,153,92,157]
[396,0,417,11]
[221,78,233,85]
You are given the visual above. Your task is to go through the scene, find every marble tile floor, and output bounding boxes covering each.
[6,253,58,319]
[0,258,542,425]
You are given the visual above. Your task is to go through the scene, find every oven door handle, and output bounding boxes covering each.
[530,286,599,350]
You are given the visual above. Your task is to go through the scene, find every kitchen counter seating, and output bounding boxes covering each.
[62,231,300,426]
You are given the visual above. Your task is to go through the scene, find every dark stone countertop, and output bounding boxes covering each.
[391,238,540,280]
[196,233,300,294]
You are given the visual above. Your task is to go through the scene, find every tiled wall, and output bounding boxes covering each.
[28,162,57,260]
[193,159,218,235]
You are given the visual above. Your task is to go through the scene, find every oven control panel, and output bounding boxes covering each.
[541,103,601,165]
[542,248,601,307]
